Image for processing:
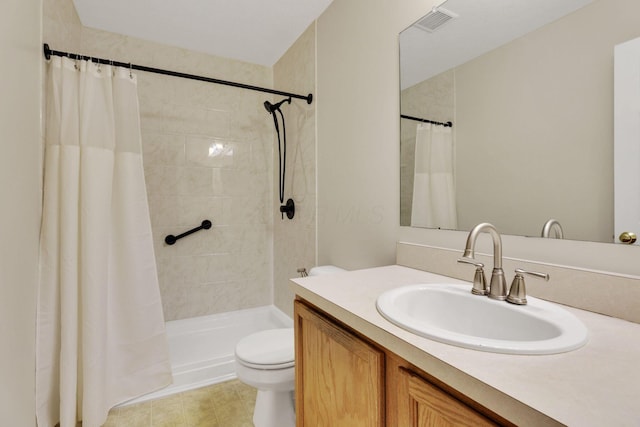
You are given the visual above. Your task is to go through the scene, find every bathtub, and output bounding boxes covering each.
[120,305,293,405]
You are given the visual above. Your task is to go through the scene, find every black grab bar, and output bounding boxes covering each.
[165,220,212,245]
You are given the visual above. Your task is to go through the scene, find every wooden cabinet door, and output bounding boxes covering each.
[294,300,385,427]
[396,368,498,427]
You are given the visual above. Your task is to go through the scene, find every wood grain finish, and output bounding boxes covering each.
[295,299,510,427]
[396,368,499,427]
[294,300,385,427]
[386,352,513,427]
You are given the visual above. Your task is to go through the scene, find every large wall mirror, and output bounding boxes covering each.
[400,0,640,245]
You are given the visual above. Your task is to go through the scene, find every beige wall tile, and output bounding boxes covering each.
[273,24,318,318]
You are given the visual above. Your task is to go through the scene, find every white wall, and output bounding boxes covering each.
[316,0,640,277]
[0,0,42,425]
[317,0,429,270]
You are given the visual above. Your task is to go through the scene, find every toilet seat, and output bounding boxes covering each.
[235,328,294,370]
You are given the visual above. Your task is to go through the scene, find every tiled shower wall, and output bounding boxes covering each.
[141,66,274,320]
[44,0,276,321]
[273,25,317,318]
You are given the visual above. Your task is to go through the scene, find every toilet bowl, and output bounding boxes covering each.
[234,265,345,427]
[235,328,295,427]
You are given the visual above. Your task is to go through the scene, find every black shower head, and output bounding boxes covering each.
[264,97,291,113]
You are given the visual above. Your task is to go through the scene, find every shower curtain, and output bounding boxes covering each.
[411,122,458,229]
[36,57,171,427]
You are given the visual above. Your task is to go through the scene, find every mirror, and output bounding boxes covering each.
[400,0,640,244]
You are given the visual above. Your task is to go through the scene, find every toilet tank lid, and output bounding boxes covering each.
[235,328,294,365]
[308,265,347,276]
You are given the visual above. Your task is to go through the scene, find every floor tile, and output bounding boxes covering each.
[103,379,255,427]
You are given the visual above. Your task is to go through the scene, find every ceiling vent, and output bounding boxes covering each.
[414,6,458,32]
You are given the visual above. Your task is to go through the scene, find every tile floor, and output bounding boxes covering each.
[102,379,256,427]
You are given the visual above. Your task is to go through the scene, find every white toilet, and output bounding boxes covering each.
[234,265,346,427]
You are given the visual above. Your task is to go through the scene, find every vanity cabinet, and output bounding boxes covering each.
[294,299,509,427]
[294,299,385,426]
[392,366,498,426]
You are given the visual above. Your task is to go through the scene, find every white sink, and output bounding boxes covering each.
[376,283,588,355]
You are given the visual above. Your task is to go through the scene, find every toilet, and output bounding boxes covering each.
[234,265,346,427]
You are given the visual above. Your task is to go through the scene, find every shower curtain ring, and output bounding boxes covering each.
[129,63,133,79]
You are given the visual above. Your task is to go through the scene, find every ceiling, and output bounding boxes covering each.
[72,0,334,66]
[72,0,595,81]
[400,0,595,89]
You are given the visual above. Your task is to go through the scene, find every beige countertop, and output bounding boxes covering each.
[290,265,640,427]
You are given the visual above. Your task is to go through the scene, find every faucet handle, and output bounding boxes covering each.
[457,258,488,296]
[457,257,482,267]
[506,268,550,305]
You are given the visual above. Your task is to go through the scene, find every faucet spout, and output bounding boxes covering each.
[463,223,503,269]
[541,219,564,239]
[462,223,507,300]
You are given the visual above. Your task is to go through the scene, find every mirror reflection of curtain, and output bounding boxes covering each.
[36,56,172,427]
[410,123,457,228]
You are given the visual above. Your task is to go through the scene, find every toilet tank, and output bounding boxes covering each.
[308,265,346,276]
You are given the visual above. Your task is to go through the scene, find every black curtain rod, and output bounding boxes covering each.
[43,44,313,104]
[401,114,452,127]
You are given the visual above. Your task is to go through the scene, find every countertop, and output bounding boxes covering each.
[290,265,640,426]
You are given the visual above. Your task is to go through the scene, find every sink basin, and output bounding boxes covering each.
[376,283,588,355]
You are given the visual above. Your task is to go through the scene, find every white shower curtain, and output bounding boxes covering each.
[411,122,458,229]
[36,57,172,427]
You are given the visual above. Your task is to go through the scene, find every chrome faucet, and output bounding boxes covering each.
[458,222,507,300]
[541,219,564,239]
